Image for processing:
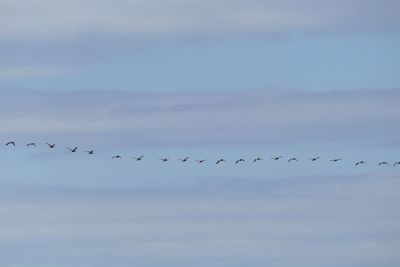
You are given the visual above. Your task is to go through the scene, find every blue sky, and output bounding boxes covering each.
[1,33,400,92]
[0,0,400,266]
[1,0,400,92]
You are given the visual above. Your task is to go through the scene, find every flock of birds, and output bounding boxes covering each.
[3,141,400,167]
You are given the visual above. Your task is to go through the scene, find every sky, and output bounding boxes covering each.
[0,0,400,266]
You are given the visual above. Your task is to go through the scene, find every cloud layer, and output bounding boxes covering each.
[0,88,399,148]
[0,174,399,267]
[1,0,399,41]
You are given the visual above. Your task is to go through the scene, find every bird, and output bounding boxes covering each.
[85,150,94,155]
[393,161,400,167]
[112,155,122,159]
[270,156,282,160]
[309,156,320,161]
[355,161,366,166]
[133,155,144,161]
[235,159,245,164]
[26,142,36,147]
[159,158,169,162]
[68,147,78,153]
[330,158,342,162]
[216,159,226,164]
[180,157,190,162]
[378,161,389,166]
[46,143,55,148]
[5,141,15,147]
[253,157,262,162]
[288,157,298,163]
[196,159,206,164]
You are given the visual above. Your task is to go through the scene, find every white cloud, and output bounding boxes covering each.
[0,0,399,41]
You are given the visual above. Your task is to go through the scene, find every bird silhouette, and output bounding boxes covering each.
[133,155,144,161]
[216,159,226,164]
[180,157,190,162]
[46,143,55,148]
[5,139,400,173]
[68,147,78,153]
[5,141,15,147]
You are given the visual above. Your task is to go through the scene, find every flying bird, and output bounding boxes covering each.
[235,159,245,164]
[196,159,206,164]
[355,161,366,166]
[5,141,15,147]
[253,157,262,162]
[378,161,389,166]
[180,157,190,162]
[288,157,298,163]
[68,147,78,153]
[112,155,122,159]
[393,161,400,167]
[216,159,226,164]
[309,156,320,161]
[26,142,36,147]
[46,143,55,148]
[270,156,283,160]
[330,158,342,162]
[85,150,94,155]
[133,155,144,161]
[160,158,169,162]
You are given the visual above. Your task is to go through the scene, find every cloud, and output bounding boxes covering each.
[0,65,62,79]
[0,0,399,41]
[0,174,399,266]
[0,88,399,148]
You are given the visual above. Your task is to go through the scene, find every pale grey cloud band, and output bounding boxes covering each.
[0,174,399,267]
[1,0,399,41]
[0,88,399,147]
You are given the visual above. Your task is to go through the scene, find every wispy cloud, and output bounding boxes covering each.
[0,65,62,79]
[0,0,399,41]
[0,174,399,267]
[0,88,399,147]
